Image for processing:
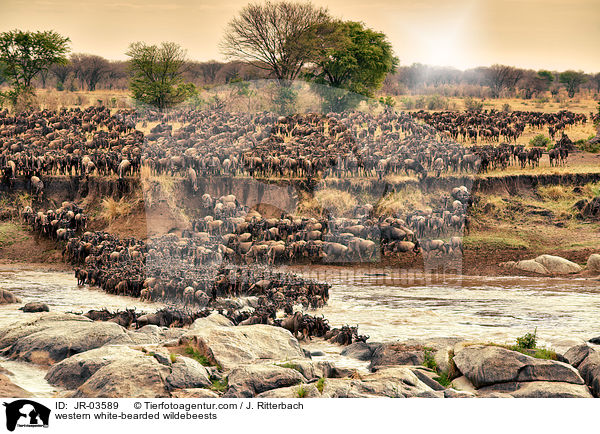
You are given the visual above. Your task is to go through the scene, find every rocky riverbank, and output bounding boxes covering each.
[1,311,599,398]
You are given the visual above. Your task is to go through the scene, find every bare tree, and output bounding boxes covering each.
[50,62,72,88]
[221,1,331,82]
[486,64,524,98]
[71,53,110,91]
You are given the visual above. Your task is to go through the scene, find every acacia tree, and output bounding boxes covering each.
[0,30,70,106]
[559,70,587,97]
[221,1,331,83]
[126,41,196,110]
[306,21,398,111]
[71,54,110,91]
[486,64,524,98]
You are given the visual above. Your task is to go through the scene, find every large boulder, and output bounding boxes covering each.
[72,355,170,398]
[319,367,439,398]
[166,356,211,390]
[369,343,425,369]
[171,388,219,398]
[577,351,600,397]
[45,346,142,389]
[0,288,21,305]
[453,345,584,388]
[514,259,548,274]
[19,302,49,313]
[564,344,594,368]
[534,255,582,275]
[341,342,381,361]
[0,374,31,398]
[477,381,592,398]
[0,314,130,365]
[587,254,600,273]
[224,364,307,397]
[182,324,305,369]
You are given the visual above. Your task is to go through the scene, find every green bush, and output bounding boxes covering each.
[515,329,537,349]
[529,134,550,148]
[464,96,484,112]
[316,378,325,394]
[575,137,600,153]
[378,96,396,107]
[400,97,415,110]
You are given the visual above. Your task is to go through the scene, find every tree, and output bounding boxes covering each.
[71,54,110,91]
[221,1,332,83]
[50,62,72,90]
[0,30,70,105]
[588,72,600,93]
[518,69,552,99]
[485,64,524,98]
[126,41,196,110]
[559,70,587,98]
[306,21,398,111]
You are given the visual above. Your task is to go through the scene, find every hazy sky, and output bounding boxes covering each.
[1,0,598,72]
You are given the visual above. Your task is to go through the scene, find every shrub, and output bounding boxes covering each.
[464,96,484,112]
[501,103,511,112]
[529,134,550,148]
[423,348,437,371]
[515,328,537,349]
[400,97,415,110]
[378,96,396,107]
[575,137,600,153]
[211,378,228,393]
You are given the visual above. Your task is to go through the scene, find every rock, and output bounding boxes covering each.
[273,359,331,381]
[341,342,379,361]
[577,351,600,397]
[586,254,600,273]
[188,313,234,330]
[0,374,31,398]
[171,388,219,398]
[453,345,584,388]
[73,356,170,398]
[451,375,476,392]
[514,259,548,274]
[0,314,130,365]
[182,324,305,369]
[224,364,307,398]
[369,343,424,369]
[534,254,582,274]
[564,344,594,368]
[257,383,321,398]
[477,381,592,398]
[0,288,21,304]
[407,367,446,391]
[166,356,211,390]
[19,302,49,313]
[443,388,475,398]
[319,367,438,398]
[45,346,141,389]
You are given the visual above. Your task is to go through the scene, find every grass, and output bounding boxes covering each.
[169,353,178,363]
[434,372,453,388]
[275,362,303,373]
[183,345,222,369]
[210,378,228,393]
[100,197,134,221]
[0,222,26,248]
[375,187,426,216]
[463,233,530,250]
[316,378,325,394]
[296,385,307,398]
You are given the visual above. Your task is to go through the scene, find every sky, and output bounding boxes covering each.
[1,0,599,72]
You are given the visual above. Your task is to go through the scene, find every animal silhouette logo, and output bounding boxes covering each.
[3,400,51,431]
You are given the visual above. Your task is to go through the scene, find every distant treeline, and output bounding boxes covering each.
[2,53,599,100]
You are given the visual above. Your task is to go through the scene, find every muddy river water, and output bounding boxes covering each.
[1,264,599,395]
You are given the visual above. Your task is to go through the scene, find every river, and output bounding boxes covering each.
[1,264,599,395]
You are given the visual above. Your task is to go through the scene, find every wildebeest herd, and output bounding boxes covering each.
[0,104,588,196]
[3,102,593,345]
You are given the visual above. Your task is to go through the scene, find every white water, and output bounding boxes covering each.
[1,264,600,394]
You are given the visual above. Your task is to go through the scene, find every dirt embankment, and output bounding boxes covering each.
[1,172,598,275]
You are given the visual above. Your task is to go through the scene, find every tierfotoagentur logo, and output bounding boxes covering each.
[3,400,51,432]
